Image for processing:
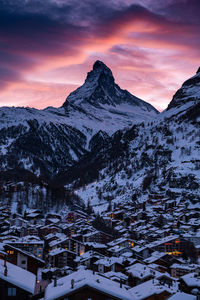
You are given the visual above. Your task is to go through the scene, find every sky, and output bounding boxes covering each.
[0,0,200,111]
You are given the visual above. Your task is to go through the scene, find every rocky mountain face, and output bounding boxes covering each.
[54,67,200,210]
[167,67,200,111]
[0,61,158,181]
[63,60,158,111]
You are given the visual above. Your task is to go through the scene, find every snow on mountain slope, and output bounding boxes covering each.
[61,60,158,136]
[61,67,200,212]
[167,67,200,111]
[0,61,158,179]
[63,60,158,112]
[72,115,200,212]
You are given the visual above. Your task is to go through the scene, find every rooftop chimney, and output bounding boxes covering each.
[71,279,74,289]
[54,277,57,287]
[120,278,122,288]
[4,266,8,277]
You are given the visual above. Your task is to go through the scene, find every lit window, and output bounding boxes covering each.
[8,287,16,296]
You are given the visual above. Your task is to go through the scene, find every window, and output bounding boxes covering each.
[8,287,16,296]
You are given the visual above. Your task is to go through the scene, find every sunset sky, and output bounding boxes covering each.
[1,0,200,111]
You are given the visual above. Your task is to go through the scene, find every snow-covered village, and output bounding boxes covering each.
[0,186,200,299]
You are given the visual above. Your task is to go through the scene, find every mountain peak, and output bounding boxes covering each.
[92,60,113,76]
[63,61,158,115]
[85,60,114,83]
[196,67,200,74]
[167,67,200,111]
[93,60,109,71]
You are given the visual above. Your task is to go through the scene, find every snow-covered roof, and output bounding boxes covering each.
[107,237,128,247]
[129,279,177,300]
[181,273,200,287]
[74,250,103,263]
[144,251,168,264]
[7,235,44,245]
[85,242,107,248]
[0,259,36,294]
[94,257,123,267]
[146,235,179,249]
[171,263,200,271]
[168,292,196,300]
[126,263,160,279]
[104,271,128,281]
[44,270,133,300]
[48,248,67,257]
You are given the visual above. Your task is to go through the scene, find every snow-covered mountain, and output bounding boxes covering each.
[167,67,200,111]
[56,67,200,212]
[63,60,158,117]
[61,60,158,136]
[0,61,158,179]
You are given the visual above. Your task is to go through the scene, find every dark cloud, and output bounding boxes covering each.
[0,1,90,88]
[0,0,152,88]
[0,66,21,88]
[0,0,199,100]
[138,0,200,25]
[162,0,200,25]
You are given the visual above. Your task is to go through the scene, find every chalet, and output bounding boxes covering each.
[24,226,39,237]
[103,271,128,285]
[4,244,45,275]
[24,209,42,221]
[94,257,124,273]
[128,278,173,300]
[170,263,200,278]
[83,230,112,244]
[126,263,157,287]
[179,272,200,294]
[49,237,85,256]
[26,212,42,224]
[48,247,76,268]
[7,235,44,259]
[132,245,150,259]
[107,237,136,249]
[39,225,59,238]
[0,259,36,300]
[146,235,188,256]
[44,269,133,300]
[85,242,108,256]
[144,251,181,273]
[83,230,99,243]
[74,250,104,269]
[108,245,133,258]
[10,217,28,228]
